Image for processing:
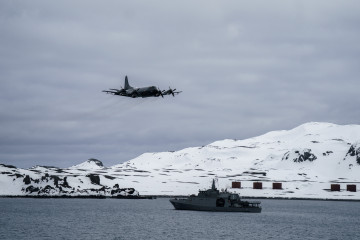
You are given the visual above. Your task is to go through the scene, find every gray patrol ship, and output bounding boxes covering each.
[169,180,261,213]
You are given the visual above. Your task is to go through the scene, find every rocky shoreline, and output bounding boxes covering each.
[1,195,359,202]
[0,195,155,199]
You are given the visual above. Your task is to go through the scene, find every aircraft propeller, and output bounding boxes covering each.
[158,87,164,98]
[163,87,177,96]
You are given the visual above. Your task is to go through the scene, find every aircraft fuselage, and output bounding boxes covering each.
[125,86,161,98]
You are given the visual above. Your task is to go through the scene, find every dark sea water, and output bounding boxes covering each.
[0,198,359,240]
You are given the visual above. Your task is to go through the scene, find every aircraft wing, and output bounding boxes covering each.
[102,90,119,95]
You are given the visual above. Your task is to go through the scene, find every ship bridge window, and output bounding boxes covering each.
[230,194,238,200]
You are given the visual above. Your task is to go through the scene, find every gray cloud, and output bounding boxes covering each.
[1,0,360,168]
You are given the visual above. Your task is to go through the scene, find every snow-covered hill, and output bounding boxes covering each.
[69,158,105,170]
[0,159,138,197]
[1,122,360,199]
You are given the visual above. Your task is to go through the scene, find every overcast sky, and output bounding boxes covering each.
[1,0,359,168]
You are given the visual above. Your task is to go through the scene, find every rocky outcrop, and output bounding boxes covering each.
[87,174,100,185]
[88,158,104,167]
[111,187,136,196]
[344,143,360,165]
[23,175,31,185]
[18,172,138,196]
[0,162,139,197]
[70,159,105,170]
[0,164,17,169]
[282,149,317,163]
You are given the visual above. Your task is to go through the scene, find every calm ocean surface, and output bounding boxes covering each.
[0,198,359,240]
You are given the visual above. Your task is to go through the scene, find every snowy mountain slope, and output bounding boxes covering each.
[69,158,105,170]
[109,122,360,199]
[1,122,360,199]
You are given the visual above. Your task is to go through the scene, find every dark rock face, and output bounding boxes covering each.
[299,151,317,162]
[87,186,107,194]
[9,173,23,178]
[41,173,49,181]
[323,151,333,156]
[39,185,55,194]
[0,164,17,169]
[88,158,104,167]
[23,175,31,185]
[87,174,100,185]
[19,174,76,195]
[61,177,71,188]
[51,175,60,187]
[111,188,135,195]
[346,145,356,157]
[344,143,360,165]
[104,175,116,180]
[282,149,317,163]
[24,185,40,193]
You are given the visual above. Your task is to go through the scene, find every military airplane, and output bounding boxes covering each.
[102,76,181,98]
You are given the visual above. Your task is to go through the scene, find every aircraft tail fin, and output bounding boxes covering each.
[124,75,131,89]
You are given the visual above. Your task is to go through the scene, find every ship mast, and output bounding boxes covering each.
[211,179,216,190]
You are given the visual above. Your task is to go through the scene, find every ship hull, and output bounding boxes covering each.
[170,199,262,213]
